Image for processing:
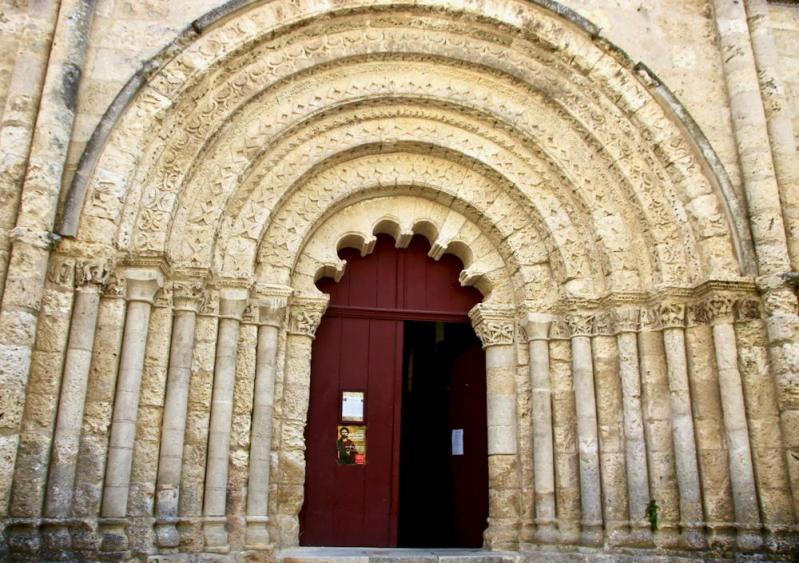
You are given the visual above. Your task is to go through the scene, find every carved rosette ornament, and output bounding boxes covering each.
[468,304,516,348]
[288,295,328,338]
[658,301,686,329]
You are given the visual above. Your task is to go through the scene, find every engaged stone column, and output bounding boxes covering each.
[614,307,652,546]
[273,295,327,546]
[99,267,163,554]
[591,312,628,546]
[42,260,109,550]
[246,285,291,549]
[708,295,763,551]
[638,308,680,548]
[524,313,556,544]
[470,304,520,549]
[566,313,602,547]
[154,280,204,548]
[659,302,705,549]
[203,287,249,552]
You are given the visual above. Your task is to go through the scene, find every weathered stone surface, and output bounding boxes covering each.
[2,0,799,559]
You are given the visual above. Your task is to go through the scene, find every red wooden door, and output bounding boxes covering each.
[300,235,483,547]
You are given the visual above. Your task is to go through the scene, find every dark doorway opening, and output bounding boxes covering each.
[399,321,488,548]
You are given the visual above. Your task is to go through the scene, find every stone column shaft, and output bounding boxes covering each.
[638,325,680,548]
[99,269,162,553]
[712,309,763,550]
[0,0,61,297]
[569,327,602,546]
[246,288,290,549]
[470,304,520,549]
[525,315,556,543]
[660,304,705,548]
[0,0,97,517]
[154,282,202,548]
[615,312,652,546]
[203,290,248,552]
[45,262,108,523]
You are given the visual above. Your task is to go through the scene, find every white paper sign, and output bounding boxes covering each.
[341,391,365,422]
[451,428,464,456]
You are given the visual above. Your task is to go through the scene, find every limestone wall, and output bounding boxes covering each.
[769,1,799,147]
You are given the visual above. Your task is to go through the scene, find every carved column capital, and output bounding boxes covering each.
[549,319,571,341]
[706,294,735,325]
[523,312,553,342]
[613,307,640,334]
[255,284,292,328]
[565,312,594,338]
[733,297,762,323]
[172,280,205,313]
[123,268,163,304]
[592,311,615,336]
[288,295,329,338]
[686,302,710,327]
[46,256,75,288]
[469,304,515,348]
[658,301,686,329]
[217,286,250,321]
[639,306,662,331]
[75,259,111,290]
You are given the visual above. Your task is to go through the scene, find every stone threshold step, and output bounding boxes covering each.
[277,548,519,563]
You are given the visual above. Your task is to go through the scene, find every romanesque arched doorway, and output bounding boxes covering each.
[300,235,487,547]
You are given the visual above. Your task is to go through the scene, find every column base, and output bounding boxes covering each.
[245,516,272,550]
[532,520,558,544]
[681,525,707,549]
[5,519,41,560]
[705,523,736,551]
[653,523,681,549]
[483,517,519,550]
[40,520,72,557]
[736,526,764,552]
[98,517,130,558]
[155,517,180,548]
[204,516,230,553]
[579,522,603,547]
[625,521,654,548]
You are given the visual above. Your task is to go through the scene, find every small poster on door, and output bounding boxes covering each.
[336,425,367,465]
[341,391,365,422]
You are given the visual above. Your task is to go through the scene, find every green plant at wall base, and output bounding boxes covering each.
[646,499,659,531]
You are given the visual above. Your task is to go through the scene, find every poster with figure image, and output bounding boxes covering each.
[336,425,367,465]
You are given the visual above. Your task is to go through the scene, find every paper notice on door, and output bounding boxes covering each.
[451,428,464,456]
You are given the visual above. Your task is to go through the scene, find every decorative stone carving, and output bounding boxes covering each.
[639,306,662,331]
[469,304,515,347]
[255,284,292,328]
[75,259,111,288]
[592,311,615,336]
[172,279,204,312]
[613,306,640,333]
[288,296,328,338]
[706,295,735,324]
[733,297,761,322]
[47,256,75,287]
[565,312,594,338]
[658,301,686,329]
